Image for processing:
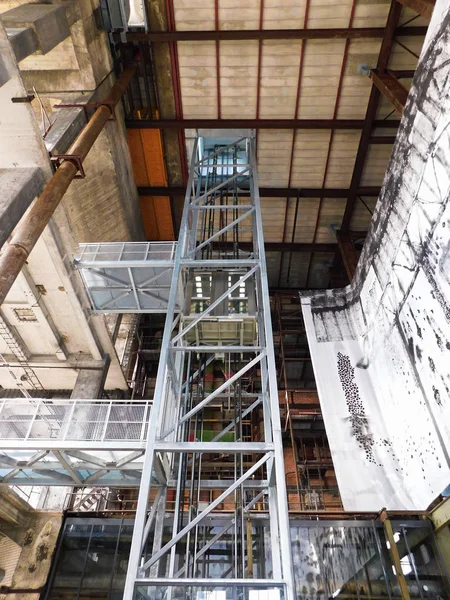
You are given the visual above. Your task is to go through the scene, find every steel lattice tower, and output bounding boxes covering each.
[124,136,295,600]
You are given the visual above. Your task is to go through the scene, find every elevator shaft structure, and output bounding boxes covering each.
[123,136,295,600]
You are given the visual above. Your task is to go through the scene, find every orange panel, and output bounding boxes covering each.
[139,196,174,241]
[141,130,168,186]
[128,128,174,241]
[154,197,174,240]
[127,129,149,186]
[140,196,158,240]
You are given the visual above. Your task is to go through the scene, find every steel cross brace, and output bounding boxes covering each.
[139,452,271,573]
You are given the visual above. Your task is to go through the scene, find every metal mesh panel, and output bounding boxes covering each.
[0,400,151,442]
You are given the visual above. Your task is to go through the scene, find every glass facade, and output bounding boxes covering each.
[44,518,450,600]
[45,518,134,600]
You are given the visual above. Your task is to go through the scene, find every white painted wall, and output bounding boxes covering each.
[301,0,450,511]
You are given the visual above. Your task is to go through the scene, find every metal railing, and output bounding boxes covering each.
[0,398,151,445]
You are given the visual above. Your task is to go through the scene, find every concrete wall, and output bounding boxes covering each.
[0,513,63,600]
[0,0,146,391]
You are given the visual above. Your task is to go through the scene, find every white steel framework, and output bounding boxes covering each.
[123,137,295,600]
[75,242,179,313]
[0,398,151,485]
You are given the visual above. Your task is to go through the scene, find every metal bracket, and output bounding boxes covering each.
[11,95,35,103]
[50,154,86,179]
[94,100,116,120]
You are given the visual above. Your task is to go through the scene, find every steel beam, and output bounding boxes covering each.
[113,25,427,42]
[127,118,400,130]
[154,442,274,452]
[396,0,435,17]
[381,511,412,600]
[212,241,338,252]
[138,185,382,197]
[341,0,403,231]
[370,69,409,114]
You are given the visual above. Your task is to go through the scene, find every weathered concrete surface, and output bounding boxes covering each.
[0,488,32,528]
[0,534,22,588]
[103,100,146,242]
[71,355,110,398]
[5,26,37,62]
[44,105,86,155]
[0,3,69,54]
[0,168,45,248]
[0,23,130,391]
[6,513,63,598]
[0,23,52,173]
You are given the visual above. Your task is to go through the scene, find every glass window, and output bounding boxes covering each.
[46,519,133,600]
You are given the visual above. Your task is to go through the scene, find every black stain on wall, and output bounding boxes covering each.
[336,352,380,465]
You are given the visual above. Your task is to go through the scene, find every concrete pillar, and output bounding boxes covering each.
[71,355,110,398]
[0,22,51,245]
[0,169,46,249]
[0,4,70,55]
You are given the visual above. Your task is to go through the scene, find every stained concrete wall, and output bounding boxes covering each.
[1,513,63,600]
[0,489,62,600]
[0,1,144,390]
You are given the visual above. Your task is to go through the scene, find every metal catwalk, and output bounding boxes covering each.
[123,137,295,600]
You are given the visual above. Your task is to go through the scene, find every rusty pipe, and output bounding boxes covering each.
[0,64,136,306]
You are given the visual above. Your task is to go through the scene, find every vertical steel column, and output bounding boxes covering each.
[124,136,295,600]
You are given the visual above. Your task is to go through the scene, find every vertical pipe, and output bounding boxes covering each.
[383,517,412,600]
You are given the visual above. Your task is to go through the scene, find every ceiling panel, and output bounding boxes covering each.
[324,130,361,188]
[259,40,303,118]
[219,0,260,29]
[257,129,294,186]
[307,0,355,29]
[315,198,347,242]
[360,144,394,186]
[263,0,307,29]
[290,130,331,188]
[220,41,259,118]
[285,198,320,244]
[173,0,215,30]
[178,41,218,118]
[297,39,346,119]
